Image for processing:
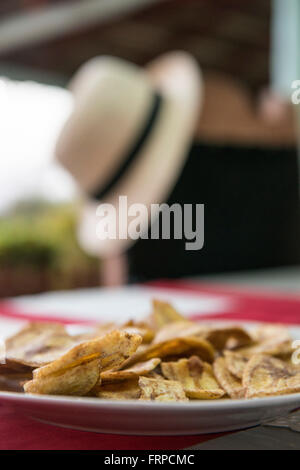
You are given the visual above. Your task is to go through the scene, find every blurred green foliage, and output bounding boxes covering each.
[0,201,97,274]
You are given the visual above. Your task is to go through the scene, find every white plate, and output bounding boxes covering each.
[0,320,300,435]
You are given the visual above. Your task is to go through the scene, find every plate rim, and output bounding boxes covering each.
[1,389,300,411]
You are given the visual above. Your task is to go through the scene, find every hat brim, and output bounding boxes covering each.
[77,51,203,257]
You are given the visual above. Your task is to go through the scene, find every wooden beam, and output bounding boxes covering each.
[0,0,163,55]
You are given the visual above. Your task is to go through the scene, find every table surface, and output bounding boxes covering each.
[195,265,300,293]
[187,426,300,450]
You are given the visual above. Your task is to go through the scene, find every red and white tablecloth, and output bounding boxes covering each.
[0,280,299,450]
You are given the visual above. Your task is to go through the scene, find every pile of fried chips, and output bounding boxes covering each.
[0,299,299,401]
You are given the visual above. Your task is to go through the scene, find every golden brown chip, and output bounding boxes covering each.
[252,324,291,343]
[239,339,293,358]
[153,321,208,344]
[95,379,141,400]
[213,357,245,398]
[100,358,161,383]
[147,299,186,331]
[24,359,100,396]
[88,321,155,344]
[6,322,66,347]
[4,301,298,402]
[33,330,142,380]
[238,324,293,359]
[204,326,253,351]
[224,350,249,379]
[121,320,155,344]
[243,354,300,398]
[5,322,76,367]
[124,336,215,367]
[161,356,224,399]
[139,376,188,402]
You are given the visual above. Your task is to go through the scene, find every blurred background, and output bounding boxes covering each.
[0,0,299,296]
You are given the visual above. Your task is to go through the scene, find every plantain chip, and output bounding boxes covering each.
[2,300,298,402]
[238,339,293,359]
[243,354,300,398]
[147,299,186,331]
[100,358,161,383]
[124,336,215,367]
[139,376,188,402]
[161,356,224,399]
[238,324,293,359]
[95,379,141,400]
[224,350,249,379]
[5,322,76,368]
[203,326,253,351]
[121,320,155,344]
[213,357,245,398]
[33,330,142,381]
[78,321,154,345]
[24,359,100,396]
[252,324,292,343]
[153,321,209,344]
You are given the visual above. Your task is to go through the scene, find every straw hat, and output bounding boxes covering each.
[56,51,203,256]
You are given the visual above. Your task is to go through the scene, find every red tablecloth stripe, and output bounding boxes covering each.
[1,281,300,326]
[0,407,223,450]
[148,280,300,325]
